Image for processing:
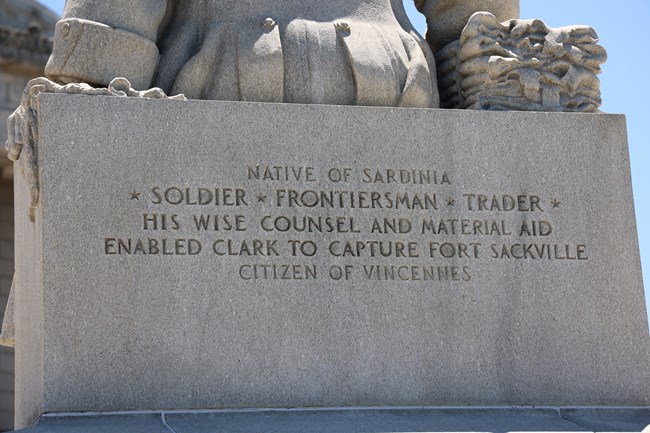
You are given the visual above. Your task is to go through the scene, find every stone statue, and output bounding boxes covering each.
[436,12,607,112]
[44,0,519,107]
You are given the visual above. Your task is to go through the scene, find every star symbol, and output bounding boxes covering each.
[256,193,267,203]
[551,199,561,209]
[130,190,141,201]
[446,197,455,207]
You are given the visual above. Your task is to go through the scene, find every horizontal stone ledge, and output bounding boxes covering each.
[16,407,650,433]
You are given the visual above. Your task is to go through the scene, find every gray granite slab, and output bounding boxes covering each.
[12,95,650,427]
[12,408,650,433]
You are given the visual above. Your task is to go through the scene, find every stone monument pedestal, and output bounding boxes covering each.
[12,94,650,430]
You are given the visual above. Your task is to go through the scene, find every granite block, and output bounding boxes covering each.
[12,94,650,427]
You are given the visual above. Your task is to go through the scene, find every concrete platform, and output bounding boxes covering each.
[15,407,650,433]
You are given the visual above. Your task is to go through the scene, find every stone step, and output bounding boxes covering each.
[14,407,650,433]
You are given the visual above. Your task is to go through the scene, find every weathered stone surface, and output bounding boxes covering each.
[13,95,650,428]
[436,13,607,112]
[14,408,650,433]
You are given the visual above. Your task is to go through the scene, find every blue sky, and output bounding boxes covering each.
[39,1,650,321]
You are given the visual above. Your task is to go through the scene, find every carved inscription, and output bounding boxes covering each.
[103,164,588,282]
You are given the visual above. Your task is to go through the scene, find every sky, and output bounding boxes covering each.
[39,1,650,321]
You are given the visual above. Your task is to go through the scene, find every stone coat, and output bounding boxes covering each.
[45,0,518,107]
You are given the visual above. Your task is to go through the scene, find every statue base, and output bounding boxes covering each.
[13,94,650,429]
